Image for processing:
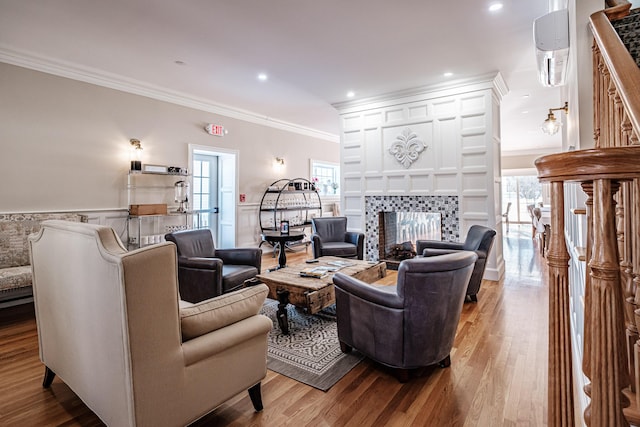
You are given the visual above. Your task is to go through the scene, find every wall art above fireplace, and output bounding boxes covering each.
[388,127,426,169]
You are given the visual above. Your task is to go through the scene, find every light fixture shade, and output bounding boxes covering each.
[541,113,561,135]
[129,139,143,171]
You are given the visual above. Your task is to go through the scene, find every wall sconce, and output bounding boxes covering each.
[541,102,569,135]
[130,139,143,171]
[273,157,285,172]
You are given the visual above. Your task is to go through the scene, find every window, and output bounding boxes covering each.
[502,175,543,223]
[310,160,340,196]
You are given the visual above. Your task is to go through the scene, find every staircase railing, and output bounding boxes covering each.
[536,2,640,426]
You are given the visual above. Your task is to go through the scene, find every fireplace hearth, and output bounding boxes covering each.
[378,211,441,269]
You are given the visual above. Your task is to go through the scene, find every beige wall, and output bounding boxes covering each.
[501,153,541,171]
[0,62,339,213]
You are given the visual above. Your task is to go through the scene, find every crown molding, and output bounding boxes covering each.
[0,45,340,143]
[332,72,509,113]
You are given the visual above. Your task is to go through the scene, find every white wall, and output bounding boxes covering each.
[334,74,507,281]
[0,62,339,246]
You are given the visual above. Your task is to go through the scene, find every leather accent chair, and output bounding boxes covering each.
[165,229,262,303]
[311,217,364,260]
[28,220,272,426]
[333,251,477,382]
[416,225,496,302]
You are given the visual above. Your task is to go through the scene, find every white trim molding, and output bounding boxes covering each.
[0,45,340,143]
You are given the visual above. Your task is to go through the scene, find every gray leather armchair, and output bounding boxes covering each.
[311,217,364,260]
[165,229,262,303]
[416,225,496,302]
[333,251,477,382]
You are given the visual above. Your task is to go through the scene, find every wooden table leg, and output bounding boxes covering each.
[276,289,290,334]
[277,243,287,269]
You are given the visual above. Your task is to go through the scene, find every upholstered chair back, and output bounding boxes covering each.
[312,217,348,242]
[396,253,476,367]
[334,251,477,379]
[463,225,496,256]
[166,228,216,258]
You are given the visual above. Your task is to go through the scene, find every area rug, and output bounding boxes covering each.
[260,299,364,391]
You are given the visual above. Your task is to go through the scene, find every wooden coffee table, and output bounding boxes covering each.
[256,256,387,334]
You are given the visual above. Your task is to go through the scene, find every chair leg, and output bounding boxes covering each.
[43,366,56,388]
[468,294,478,303]
[248,383,263,412]
[438,355,451,368]
[339,341,352,353]
[395,368,410,383]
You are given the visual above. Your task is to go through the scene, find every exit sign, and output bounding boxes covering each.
[205,124,226,136]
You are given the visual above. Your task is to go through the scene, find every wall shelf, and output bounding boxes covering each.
[126,170,192,249]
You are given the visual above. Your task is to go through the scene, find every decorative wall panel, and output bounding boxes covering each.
[434,174,458,193]
[461,95,486,111]
[364,129,382,172]
[462,133,487,149]
[334,74,507,280]
[409,105,428,118]
[385,109,404,122]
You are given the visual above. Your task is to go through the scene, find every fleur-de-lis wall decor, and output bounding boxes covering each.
[388,127,426,168]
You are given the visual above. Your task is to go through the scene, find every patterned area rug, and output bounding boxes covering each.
[260,299,363,391]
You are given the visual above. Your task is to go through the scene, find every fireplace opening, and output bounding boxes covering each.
[378,211,442,270]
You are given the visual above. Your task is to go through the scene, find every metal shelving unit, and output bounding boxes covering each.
[259,178,322,246]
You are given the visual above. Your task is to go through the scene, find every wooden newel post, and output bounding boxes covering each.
[588,179,630,427]
[547,180,575,426]
[537,147,640,427]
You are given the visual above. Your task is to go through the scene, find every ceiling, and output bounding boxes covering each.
[0,0,564,156]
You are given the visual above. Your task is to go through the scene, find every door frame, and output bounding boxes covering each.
[188,144,238,247]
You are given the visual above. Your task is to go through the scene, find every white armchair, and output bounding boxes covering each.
[28,220,272,427]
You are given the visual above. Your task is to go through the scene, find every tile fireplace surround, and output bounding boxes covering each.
[364,195,459,261]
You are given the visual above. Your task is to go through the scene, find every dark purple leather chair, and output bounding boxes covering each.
[416,225,496,302]
[333,251,477,382]
[311,217,364,260]
[165,229,262,303]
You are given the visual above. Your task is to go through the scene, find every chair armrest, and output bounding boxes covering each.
[216,248,262,270]
[311,234,323,259]
[333,273,403,309]
[180,284,270,341]
[345,231,363,245]
[416,239,464,253]
[178,256,223,270]
[421,248,458,257]
[345,232,365,260]
[182,315,272,366]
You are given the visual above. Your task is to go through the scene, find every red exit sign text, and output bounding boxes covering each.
[205,124,226,136]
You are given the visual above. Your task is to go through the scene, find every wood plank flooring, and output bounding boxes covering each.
[0,225,548,426]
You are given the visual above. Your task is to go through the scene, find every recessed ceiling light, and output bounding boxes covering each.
[346,91,355,98]
[522,110,529,114]
[257,73,268,81]
[489,3,503,12]
[444,72,453,77]
[522,94,530,98]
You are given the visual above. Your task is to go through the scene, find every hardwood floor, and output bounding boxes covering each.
[0,224,548,426]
